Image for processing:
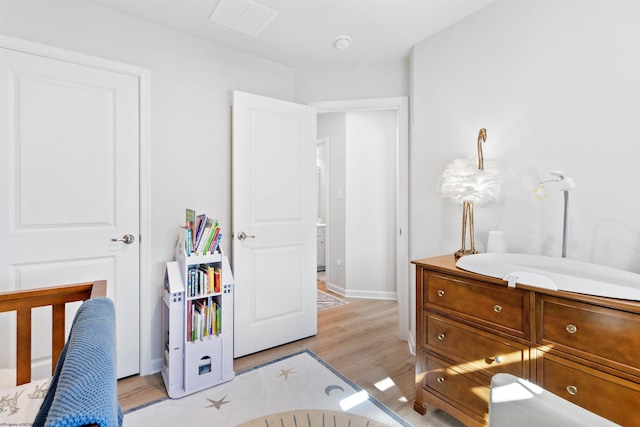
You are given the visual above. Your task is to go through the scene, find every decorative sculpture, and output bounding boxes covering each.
[441,128,503,257]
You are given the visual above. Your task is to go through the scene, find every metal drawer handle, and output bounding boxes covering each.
[493,304,502,313]
[437,333,445,341]
[437,290,445,297]
[566,324,578,334]
[485,356,503,364]
[437,377,446,383]
[567,385,578,396]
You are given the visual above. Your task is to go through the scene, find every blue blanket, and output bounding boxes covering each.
[34,297,122,427]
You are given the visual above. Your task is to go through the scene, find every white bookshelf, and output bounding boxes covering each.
[161,246,235,398]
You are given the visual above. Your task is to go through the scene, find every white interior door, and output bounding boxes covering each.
[0,41,140,378]
[232,91,317,357]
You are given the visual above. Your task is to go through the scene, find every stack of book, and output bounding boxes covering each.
[179,209,223,256]
[187,297,221,342]
[187,264,221,297]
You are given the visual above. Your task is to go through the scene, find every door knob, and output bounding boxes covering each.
[237,231,255,241]
[111,234,135,244]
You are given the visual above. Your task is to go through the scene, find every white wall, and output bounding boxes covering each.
[345,110,397,298]
[316,142,329,223]
[0,0,295,374]
[295,61,409,103]
[411,0,640,272]
[317,113,347,291]
[317,111,398,299]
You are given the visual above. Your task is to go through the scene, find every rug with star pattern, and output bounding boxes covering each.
[124,350,410,426]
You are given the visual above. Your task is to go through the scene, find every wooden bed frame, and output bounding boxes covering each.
[0,280,107,386]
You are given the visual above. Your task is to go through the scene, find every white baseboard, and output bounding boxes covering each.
[325,282,345,296]
[146,357,162,376]
[407,334,416,356]
[325,281,397,300]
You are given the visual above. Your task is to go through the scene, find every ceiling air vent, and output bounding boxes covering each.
[209,0,277,37]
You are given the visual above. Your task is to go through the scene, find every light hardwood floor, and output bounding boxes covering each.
[117,278,463,426]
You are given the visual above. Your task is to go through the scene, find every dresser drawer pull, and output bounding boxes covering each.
[485,356,503,364]
[437,333,445,341]
[437,377,446,383]
[493,304,502,313]
[437,290,445,297]
[566,385,578,396]
[566,324,578,334]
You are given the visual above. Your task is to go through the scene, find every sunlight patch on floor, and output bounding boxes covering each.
[373,376,409,405]
[374,377,395,392]
[340,390,369,411]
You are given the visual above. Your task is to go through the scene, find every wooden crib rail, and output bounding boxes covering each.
[0,280,107,385]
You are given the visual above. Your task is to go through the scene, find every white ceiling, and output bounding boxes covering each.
[82,0,496,67]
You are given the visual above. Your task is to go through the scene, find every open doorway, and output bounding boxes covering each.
[316,137,329,288]
[311,97,409,343]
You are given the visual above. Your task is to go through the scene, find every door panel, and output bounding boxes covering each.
[232,91,317,357]
[0,45,140,378]
[18,72,115,226]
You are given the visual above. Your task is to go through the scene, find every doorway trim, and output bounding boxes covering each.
[316,137,330,282]
[310,97,410,343]
[0,35,153,375]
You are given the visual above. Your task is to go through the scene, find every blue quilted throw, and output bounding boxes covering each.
[34,297,122,427]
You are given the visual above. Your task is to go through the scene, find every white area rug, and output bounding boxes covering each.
[317,290,349,311]
[124,350,410,427]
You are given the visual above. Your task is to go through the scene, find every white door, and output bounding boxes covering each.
[0,43,140,378]
[232,91,317,357]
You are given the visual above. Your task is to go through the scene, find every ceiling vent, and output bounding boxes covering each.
[209,0,277,37]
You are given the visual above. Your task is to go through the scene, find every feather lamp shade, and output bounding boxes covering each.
[441,158,503,205]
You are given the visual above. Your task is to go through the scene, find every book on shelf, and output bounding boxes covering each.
[178,226,192,256]
[185,209,196,251]
[212,232,222,255]
[195,219,213,256]
[203,220,219,255]
[180,210,222,257]
[194,213,207,249]
[187,297,221,342]
[216,302,221,335]
[186,264,222,297]
[214,267,221,293]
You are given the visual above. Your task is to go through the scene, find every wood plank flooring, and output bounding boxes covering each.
[117,279,463,426]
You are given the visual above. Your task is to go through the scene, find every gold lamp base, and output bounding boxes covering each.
[455,249,478,258]
[454,200,478,258]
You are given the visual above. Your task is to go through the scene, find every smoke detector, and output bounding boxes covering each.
[334,35,352,50]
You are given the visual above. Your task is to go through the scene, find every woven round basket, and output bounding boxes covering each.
[237,409,389,427]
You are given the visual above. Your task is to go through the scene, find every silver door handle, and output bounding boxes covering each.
[111,234,135,244]
[237,231,255,241]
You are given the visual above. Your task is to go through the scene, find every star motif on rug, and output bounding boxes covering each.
[278,368,296,380]
[205,395,230,410]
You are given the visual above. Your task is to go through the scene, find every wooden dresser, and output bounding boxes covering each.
[413,255,640,427]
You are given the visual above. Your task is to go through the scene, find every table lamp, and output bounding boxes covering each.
[441,128,503,257]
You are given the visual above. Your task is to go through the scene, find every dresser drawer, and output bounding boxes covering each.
[536,294,640,372]
[424,272,530,339]
[423,353,490,422]
[537,352,640,427]
[425,315,530,379]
